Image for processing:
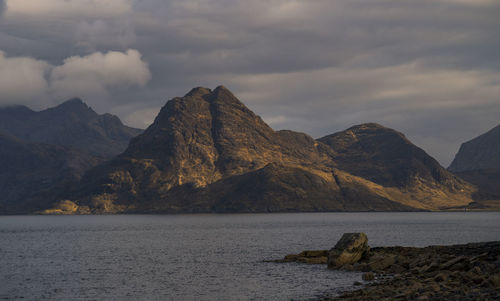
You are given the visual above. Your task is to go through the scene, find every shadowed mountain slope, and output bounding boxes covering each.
[0,98,142,158]
[38,86,476,214]
[449,124,500,172]
[318,123,467,189]
[449,125,500,198]
[0,132,100,213]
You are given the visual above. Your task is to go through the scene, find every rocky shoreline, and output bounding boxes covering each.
[270,234,500,300]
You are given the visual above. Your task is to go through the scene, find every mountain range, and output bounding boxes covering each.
[0,98,142,158]
[0,99,142,213]
[35,86,476,214]
[1,86,498,214]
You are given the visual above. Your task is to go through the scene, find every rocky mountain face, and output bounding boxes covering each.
[449,125,500,197]
[0,98,142,158]
[449,125,500,172]
[318,123,475,210]
[318,124,468,189]
[41,86,476,214]
[0,132,100,213]
[0,99,142,213]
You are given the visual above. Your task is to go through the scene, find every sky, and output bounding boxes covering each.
[0,0,499,166]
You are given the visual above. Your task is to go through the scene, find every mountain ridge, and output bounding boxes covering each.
[36,86,476,214]
[0,131,100,213]
[0,98,142,158]
[448,124,500,199]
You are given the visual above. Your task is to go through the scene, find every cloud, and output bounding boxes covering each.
[0,51,50,107]
[0,0,5,16]
[74,20,136,53]
[205,63,500,165]
[1,0,500,165]
[50,49,151,100]
[0,49,151,109]
[5,0,132,18]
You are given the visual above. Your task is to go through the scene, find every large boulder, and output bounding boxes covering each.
[328,233,369,269]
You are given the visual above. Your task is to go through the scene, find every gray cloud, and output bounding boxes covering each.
[0,51,51,108]
[0,0,499,166]
[0,49,151,110]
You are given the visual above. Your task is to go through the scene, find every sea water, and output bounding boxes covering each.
[1,212,499,300]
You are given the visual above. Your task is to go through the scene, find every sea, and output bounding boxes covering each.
[1,212,499,300]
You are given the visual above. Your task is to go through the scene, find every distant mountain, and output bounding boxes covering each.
[38,86,476,214]
[0,132,100,213]
[318,123,465,189]
[0,98,142,158]
[449,125,500,198]
[449,125,500,172]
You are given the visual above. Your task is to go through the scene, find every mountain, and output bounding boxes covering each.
[317,123,475,210]
[318,123,466,189]
[0,132,100,214]
[0,98,142,158]
[449,125,500,172]
[449,125,500,198]
[39,86,476,214]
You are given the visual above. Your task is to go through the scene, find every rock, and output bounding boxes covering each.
[490,274,500,287]
[362,272,375,281]
[367,254,396,271]
[284,254,299,261]
[272,239,500,300]
[297,256,328,264]
[299,250,328,257]
[439,256,466,270]
[273,249,328,264]
[434,273,448,282]
[328,233,369,269]
[389,264,407,274]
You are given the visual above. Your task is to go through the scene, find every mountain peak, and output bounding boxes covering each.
[349,123,386,130]
[449,124,500,172]
[185,87,212,98]
[213,85,235,98]
[53,97,93,112]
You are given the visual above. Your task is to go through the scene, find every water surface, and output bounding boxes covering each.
[1,212,499,300]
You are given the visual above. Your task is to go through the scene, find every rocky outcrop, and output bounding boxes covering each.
[270,250,329,264]
[271,234,500,300]
[331,242,500,300]
[0,98,142,158]
[327,233,369,269]
[36,86,477,214]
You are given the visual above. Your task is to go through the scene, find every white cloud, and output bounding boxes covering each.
[0,49,151,108]
[50,49,151,100]
[0,51,50,106]
[6,0,132,17]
